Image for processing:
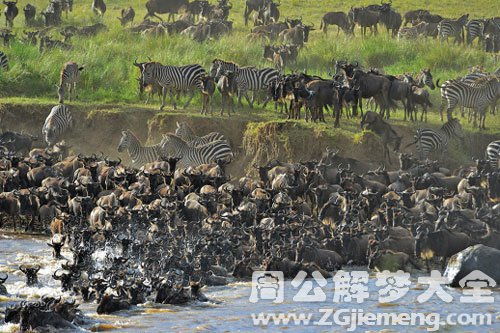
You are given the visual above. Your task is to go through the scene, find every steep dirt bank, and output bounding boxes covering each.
[0,103,496,177]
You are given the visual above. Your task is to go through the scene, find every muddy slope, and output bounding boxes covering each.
[0,103,496,177]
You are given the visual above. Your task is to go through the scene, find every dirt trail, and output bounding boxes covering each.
[0,103,496,177]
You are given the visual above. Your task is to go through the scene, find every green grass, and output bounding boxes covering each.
[0,0,498,135]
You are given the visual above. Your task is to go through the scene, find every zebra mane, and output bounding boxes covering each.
[123,129,157,147]
[473,75,499,85]
[214,58,240,66]
[162,133,188,146]
[176,121,194,135]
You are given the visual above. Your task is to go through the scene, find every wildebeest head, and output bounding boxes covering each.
[19,264,40,286]
[360,110,379,129]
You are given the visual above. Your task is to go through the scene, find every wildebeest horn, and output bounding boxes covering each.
[53,269,63,279]
[0,273,7,283]
[19,264,27,272]
[133,57,140,67]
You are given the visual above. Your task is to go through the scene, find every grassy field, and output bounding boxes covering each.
[0,0,498,139]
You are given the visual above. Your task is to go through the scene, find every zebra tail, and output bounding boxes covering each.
[403,137,419,149]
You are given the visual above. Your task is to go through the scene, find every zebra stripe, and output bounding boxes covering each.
[141,62,206,110]
[160,133,233,168]
[439,76,499,127]
[42,104,73,146]
[117,130,162,166]
[465,19,485,44]
[58,62,83,103]
[0,51,8,70]
[210,59,278,107]
[411,118,464,160]
[437,15,468,43]
[486,140,500,168]
[461,71,489,85]
[415,69,435,89]
[459,71,497,118]
[174,121,226,147]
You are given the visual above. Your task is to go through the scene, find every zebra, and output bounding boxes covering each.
[486,140,500,168]
[413,68,436,90]
[160,133,233,168]
[405,118,465,160]
[117,130,163,166]
[438,76,499,128]
[0,51,8,70]
[42,104,73,146]
[459,71,497,117]
[437,14,469,44]
[56,62,84,104]
[465,19,485,45]
[138,61,206,110]
[210,59,278,108]
[174,121,226,147]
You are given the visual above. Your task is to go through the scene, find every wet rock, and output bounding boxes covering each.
[444,244,500,287]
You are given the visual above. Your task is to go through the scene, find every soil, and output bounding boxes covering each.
[0,102,496,178]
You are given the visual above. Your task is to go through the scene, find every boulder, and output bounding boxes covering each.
[444,244,500,287]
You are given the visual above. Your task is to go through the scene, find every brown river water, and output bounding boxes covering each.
[0,233,499,332]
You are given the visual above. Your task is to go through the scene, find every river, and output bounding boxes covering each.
[0,233,499,332]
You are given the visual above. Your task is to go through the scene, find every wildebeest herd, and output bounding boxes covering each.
[0,0,498,130]
[0,126,499,330]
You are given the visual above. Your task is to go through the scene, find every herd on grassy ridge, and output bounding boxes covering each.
[0,0,498,168]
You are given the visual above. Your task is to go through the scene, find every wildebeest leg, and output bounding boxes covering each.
[160,86,167,110]
[384,144,391,164]
[334,104,341,128]
[229,95,234,116]
[440,257,447,270]
[358,95,363,117]
[237,90,244,108]
[244,92,254,108]
[183,91,195,108]
[262,95,271,108]
[220,94,225,116]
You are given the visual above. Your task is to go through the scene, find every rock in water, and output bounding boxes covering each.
[444,244,500,287]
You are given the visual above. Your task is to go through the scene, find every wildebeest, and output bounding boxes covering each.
[349,6,379,36]
[243,0,265,26]
[415,228,471,270]
[278,23,314,47]
[144,0,189,22]
[349,69,393,118]
[403,9,429,26]
[199,74,216,115]
[377,3,402,37]
[320,11,352,35]
[23,3,35,26]
[3,1,18,27]
[217,70,238,116]
[360,111,402,164]
[19,264,40,286]
[118,7,135,26]
[91,0,106,17]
